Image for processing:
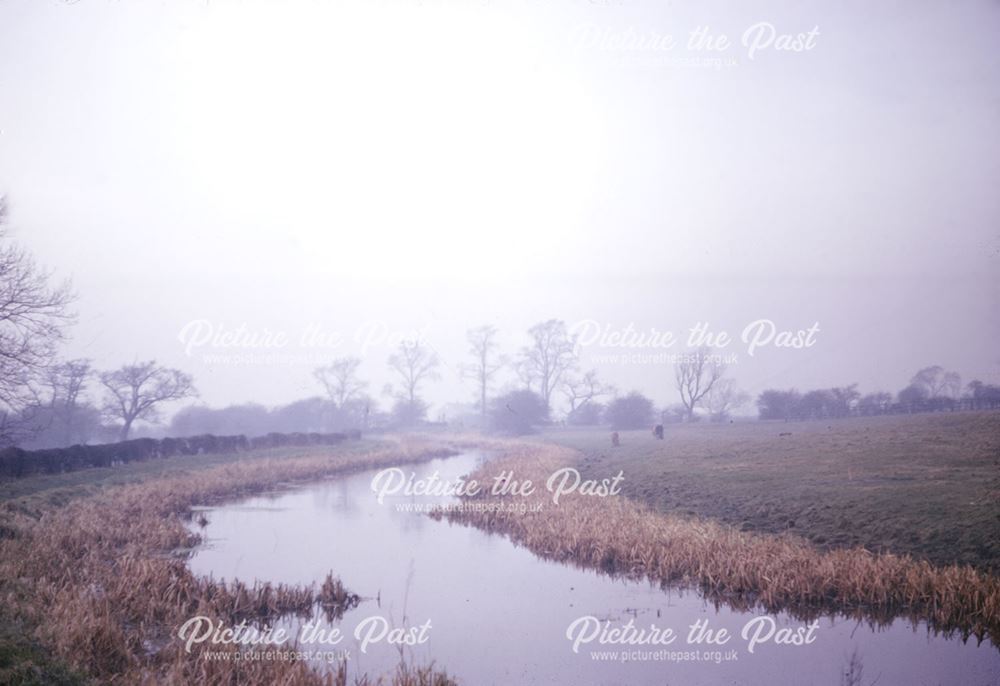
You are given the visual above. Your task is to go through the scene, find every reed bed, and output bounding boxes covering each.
[441,442,1000,647]
[0,436,459,685]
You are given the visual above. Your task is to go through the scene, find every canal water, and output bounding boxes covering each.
[187,451,1000,685]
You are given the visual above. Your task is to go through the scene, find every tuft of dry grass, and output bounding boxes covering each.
[317,573,361,621]
[441,442,1000,647]
[0,436,459,685]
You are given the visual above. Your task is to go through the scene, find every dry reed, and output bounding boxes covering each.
[0,436,459,685]
[441,442,1000,647]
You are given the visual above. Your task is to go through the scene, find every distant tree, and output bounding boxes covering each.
[271,397,332,433]
[567,401,604,426]
[911,366,945,397]
[518,319,578,412]
[703,378,750,422]
[857,391,892,416]
[605,391,654,430]
[897,383,929,408]
[460,325,505,417]
[391,397,429,427]
[799,389,837,419]
[756,389,801,421]
[100,361,197,439]
[562,369,614,416]
[660,404,690,424]
[338,394,374,431]
[966,380,1000,409]
[513,357,536,392]
[489,389,548,435]
[910,366,961,399]
[23,359,101,447]
[674,347,725,421]
[19,359,104,449]
[314,357,367,407]
[828,384,860,417]
[23,403,103,449]
[170,403,270,437]
[942,371,962,398]
[0,198,76,445]
[169,395,373,437]
[387,341,440,408]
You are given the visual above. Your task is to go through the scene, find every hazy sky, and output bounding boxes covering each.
[1,0,997,418]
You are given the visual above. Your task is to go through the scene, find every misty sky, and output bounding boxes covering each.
[0,0,998,418]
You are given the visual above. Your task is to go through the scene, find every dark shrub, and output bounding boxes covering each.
[605,392,654,430]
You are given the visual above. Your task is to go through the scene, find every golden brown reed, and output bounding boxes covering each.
[0,436,458,685]
[441,442,1000,646]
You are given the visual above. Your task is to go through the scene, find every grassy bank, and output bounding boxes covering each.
[544,412,1000,573]
[0,438,386,506]
[0,437,458,685]
[441,441,1000,645]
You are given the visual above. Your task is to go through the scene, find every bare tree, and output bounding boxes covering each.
[911,365,961,398]
[387,341,440,405]
[942,371,962,399]
[460,325,505,417]
[46,358,91,408]
[100,361,197,439]
[858,391,892,415]
[313,357,367,407]
[19,358,101,447]
[513,357,536,393]
[703,378,750,421]
[46,358,93,442]
[0,197,76,445]
[674,346,725,421]
[519,319,578,412]
[829,384,861,417]
[562,369,614,414]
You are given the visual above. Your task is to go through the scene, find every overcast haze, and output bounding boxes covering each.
[0,0,997,418]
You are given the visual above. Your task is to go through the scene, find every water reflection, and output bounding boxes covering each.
[189,452,1000,685]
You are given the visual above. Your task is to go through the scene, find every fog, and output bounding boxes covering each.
[1,0,997,419]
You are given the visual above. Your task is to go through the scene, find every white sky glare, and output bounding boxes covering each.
[0,0,997,417]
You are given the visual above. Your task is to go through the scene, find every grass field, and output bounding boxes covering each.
[543,411,1000,573]
[2,417,998,683]
[442,442,1000,643]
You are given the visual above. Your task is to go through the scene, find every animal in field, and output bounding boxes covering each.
[653,424,664,440]
[611,431,620,447]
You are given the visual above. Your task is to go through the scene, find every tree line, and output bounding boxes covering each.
[307,323,748,435]
[0,194,754,443]
[2,195,995,445]
[756,366,1000,421]
[0,200,194,447]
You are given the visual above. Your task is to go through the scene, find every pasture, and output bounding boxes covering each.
[1,423,997,684]
[544,411,1000,572]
